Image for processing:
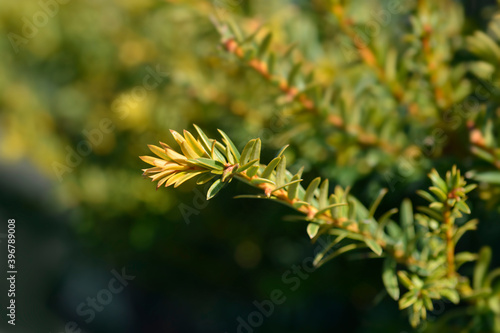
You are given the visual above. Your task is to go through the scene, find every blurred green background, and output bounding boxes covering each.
[0,0,499,332]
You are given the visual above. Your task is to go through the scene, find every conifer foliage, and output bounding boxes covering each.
[141,0,500,330]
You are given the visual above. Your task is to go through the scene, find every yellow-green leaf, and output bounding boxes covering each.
[382,257,400,300]
[207,179,225,200]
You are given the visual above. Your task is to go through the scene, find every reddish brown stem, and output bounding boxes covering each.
[222,38,402,155]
